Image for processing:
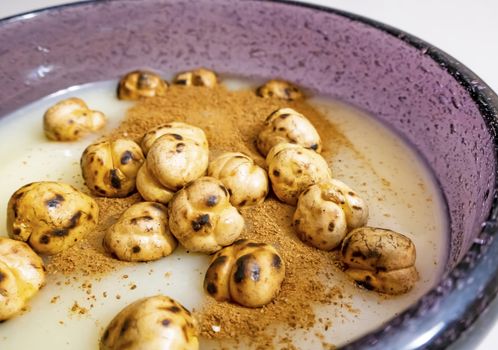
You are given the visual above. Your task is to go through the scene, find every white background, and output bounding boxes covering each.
[1,1,497,349]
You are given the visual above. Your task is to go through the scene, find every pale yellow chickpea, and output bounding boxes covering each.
[43,97,106,141]
[7,181,99,255]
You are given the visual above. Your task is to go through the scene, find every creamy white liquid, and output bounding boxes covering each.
[0,80,447,349]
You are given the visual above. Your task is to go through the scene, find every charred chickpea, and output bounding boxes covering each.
[0,237,45,321]
[117,70,168,100]
[204,239,285,308]
[257,107,321,156]
[168,177,244,253]
[100,295,198,350]
[266,143,332,205]
[341,227,419,295]
[256,79,304,101]
[173,68,218,88]
[208,152,269,207]
[7,182,99,255]
[81,139,145,198]
[104,202,177,262]
[146,129,209,192]
[43,97,106,141]
[293,179,368,250]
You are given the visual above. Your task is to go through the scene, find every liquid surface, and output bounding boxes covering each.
[0,80,447,349]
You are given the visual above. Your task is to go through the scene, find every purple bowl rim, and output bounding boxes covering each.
[1,0,498,348]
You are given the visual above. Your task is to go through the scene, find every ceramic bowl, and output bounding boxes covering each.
[0,0,497,348]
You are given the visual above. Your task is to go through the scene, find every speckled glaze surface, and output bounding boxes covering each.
[0,0,497,348]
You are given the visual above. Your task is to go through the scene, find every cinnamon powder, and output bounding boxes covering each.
[45,84,358,348]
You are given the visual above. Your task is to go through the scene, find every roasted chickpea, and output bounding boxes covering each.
[101,295,198,350]
[204,239,285,308]
[0,237,45,321]
[7,182,99,255]
[173,68,218,88]
[341,227,419,295]
[136,162,175,204]
[208,152,268,207]
[141,122,208,155]
[81,139,145,197]
[266,143,331,205]
[257,108,322,156]
[256,79,304,101]
[104,202,177,262]
[117,70,168,100]
[43,97,106,141]
[147,131,209,191]
[293,179,368,250]
[169,177,244,253]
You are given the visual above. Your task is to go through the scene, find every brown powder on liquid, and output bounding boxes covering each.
[45,84,358,348]
[116,85,356,348]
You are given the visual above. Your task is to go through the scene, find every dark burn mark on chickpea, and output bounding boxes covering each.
[0,272,4,282]
[120,151,134,165]
[12,228,21,235]
[176,142,186,153]
[211,255,228,268]
[46,194,64,208]
[356,280,374,291]
[352,205,362,210]
[175,79,188,85]
[348,191,355,196]
[192,214,210,231]
[110,169,122,189]
[120,318,131,335]
[169,306,181,313]
[132,246,141,253]
[310,143,319,151]
[69,211,82,229]
[328,222,335,232]
[376,266,387,273]
[352,250,367,259]
[279,113,290,119]
[235,155,245,159]
[278,127,286,132]
[272,254,282,269]
[206,195,218,207]
[40,235,50,244]
[161,319,171,326]
[294,219,300,226]
[234,255,260,283]
[206,282,218,295]
[152,203,164,210]
[52,228,69,237]
[130,215,153,225]
[169,133,183,140]
[273,169,280,177]
[137,73,151,89]
[239,200,247,206]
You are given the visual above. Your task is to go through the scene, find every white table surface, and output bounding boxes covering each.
[1,1,497,349]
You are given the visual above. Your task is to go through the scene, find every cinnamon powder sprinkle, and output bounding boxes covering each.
[44,83,360,348]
